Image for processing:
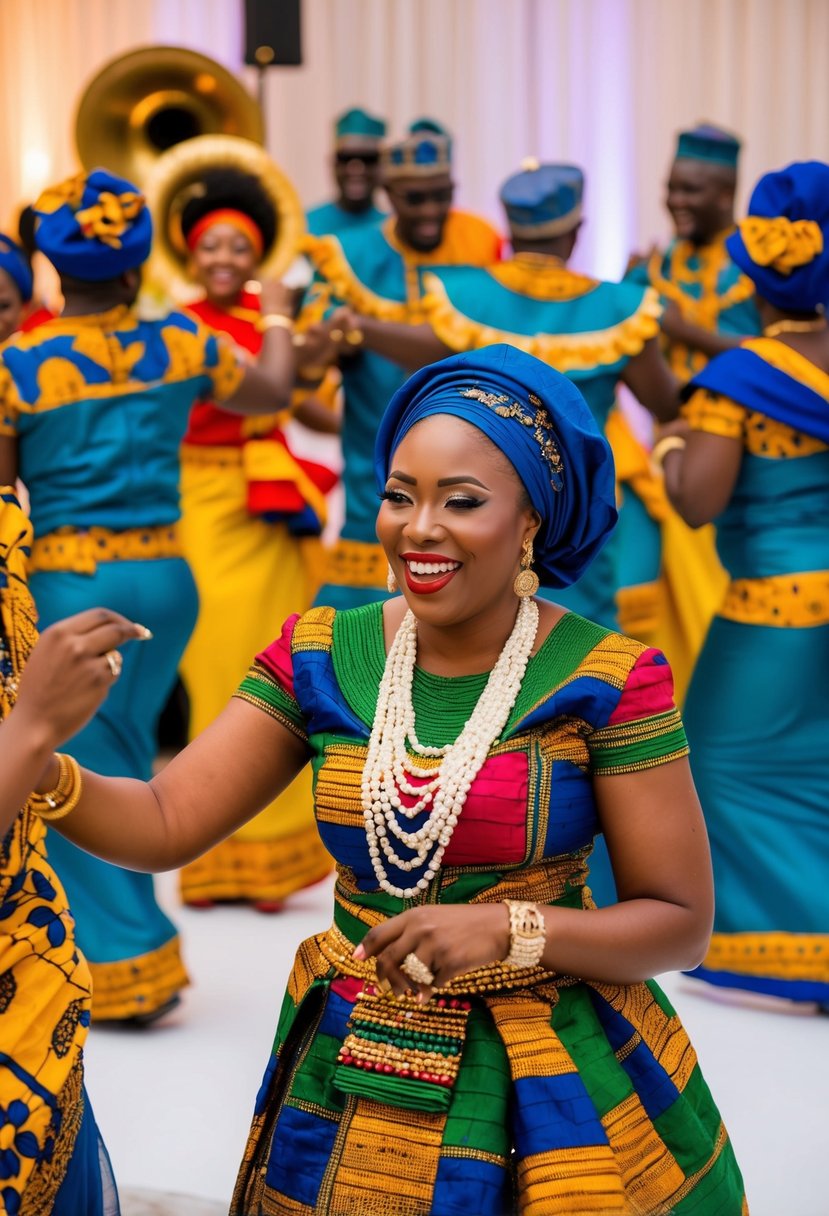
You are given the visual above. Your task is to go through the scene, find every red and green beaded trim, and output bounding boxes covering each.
[334,984,472,1112]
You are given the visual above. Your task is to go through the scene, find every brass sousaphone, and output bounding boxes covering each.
[74,45,264,185]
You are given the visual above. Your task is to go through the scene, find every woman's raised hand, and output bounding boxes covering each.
[14,608,151,750]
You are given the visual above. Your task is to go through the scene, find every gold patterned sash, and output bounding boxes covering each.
[719,571,829,627]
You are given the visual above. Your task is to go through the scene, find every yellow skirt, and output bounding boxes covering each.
[177,453,332,903]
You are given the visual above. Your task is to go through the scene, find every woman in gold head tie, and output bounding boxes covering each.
[26,345,746,1213]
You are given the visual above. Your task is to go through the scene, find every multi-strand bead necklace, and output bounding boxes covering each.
[361,596,539,898]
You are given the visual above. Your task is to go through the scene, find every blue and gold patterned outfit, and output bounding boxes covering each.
[626,234,761,382]
[681,338,829,1003]
[0,490,118,1214]
[0,305,242,1019]
[229,604,747,1216]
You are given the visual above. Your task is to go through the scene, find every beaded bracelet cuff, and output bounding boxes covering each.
[257,313,294,333]
[27,753,82,821]
[503,900,546,969]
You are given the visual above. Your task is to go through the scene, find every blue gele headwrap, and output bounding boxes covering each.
[33,168,152,281]
[726,161,829,312]
[0,234,33,303]
[374,344,617,589]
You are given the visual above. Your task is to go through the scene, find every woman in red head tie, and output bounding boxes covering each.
[177,166,334,912]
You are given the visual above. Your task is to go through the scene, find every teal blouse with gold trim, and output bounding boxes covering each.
[0,305,243,536]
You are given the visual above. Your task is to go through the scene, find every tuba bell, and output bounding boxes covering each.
[74,46,264,186]
[143,134,306,303]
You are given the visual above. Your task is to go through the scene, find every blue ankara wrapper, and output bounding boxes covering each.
[374,345,617,590]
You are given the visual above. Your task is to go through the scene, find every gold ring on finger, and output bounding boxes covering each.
[401,951,435,987]
[104,650,123,679]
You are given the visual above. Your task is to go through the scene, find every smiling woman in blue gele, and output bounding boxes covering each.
[25,344,747,1214]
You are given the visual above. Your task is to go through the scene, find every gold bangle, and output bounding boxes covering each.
[502,900,546,969]
[650,435,687,471]
[344,327,365,348]
[27,753,83,821]
[257,313,294,334]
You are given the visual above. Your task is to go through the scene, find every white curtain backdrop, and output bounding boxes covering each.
[1,0,828,278]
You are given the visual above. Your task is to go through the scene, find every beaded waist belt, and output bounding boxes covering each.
[29,525,182,575]
[325,537,388,590]
[719,571,829,628]
[318,922,558,1113]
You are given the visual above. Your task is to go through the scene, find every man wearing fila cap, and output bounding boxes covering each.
[306,106,388,238]
[628,123,762,381]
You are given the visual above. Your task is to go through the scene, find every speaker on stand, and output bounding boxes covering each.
[244,0,303,119]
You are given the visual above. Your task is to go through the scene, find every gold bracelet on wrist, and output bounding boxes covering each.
[650,435,687,472]
[27,753,83,821]
[502,900,546,969]
[257,313,294,334]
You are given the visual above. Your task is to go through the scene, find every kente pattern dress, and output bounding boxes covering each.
[0,490,118,1215]
[229,603,747,1216]
[177,289,333,906]
[682,338,829,1004]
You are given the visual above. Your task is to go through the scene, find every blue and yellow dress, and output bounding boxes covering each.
[229,604,747,1215]
[422,255,663,631]
[302,220,498,612]
[0,490,118,1215]
[0,304,242,1020]
[680,339,829,1004]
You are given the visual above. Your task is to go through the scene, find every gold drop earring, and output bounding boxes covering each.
[513,537,539,598]
[387,564,398,594]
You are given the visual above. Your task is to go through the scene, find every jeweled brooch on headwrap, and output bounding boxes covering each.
[459,387,564,491]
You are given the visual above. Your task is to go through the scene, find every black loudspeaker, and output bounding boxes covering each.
[244,0,303,67]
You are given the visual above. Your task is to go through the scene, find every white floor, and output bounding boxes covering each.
[84,871,828,1215]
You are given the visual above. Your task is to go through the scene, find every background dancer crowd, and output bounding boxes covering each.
[0,4,826,1213]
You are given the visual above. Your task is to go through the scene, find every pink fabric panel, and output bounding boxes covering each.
[608,648,677,725]
[439,751,529,865]
[255,613,301,699]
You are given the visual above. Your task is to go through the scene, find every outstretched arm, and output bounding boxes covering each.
[42,699,309,872]
[222,280,297,413]
[1,609,149,836]
[359,756,714,996]
[620,337,681,423]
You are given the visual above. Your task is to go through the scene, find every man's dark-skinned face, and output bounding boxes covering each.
[334,143,382,212]
[665,160,736,246]
[385,173,454,252]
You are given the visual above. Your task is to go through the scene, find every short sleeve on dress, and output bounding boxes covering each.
[233,613,308,742]
[682,387,746,440]
[202,329,245,402]
[587,647,689,775]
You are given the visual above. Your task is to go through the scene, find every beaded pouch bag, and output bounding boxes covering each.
[334,983,471,1113]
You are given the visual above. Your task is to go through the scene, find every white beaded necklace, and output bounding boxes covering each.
[361,596,539,898]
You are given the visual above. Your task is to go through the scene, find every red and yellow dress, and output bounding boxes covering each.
[178,290,333,904]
